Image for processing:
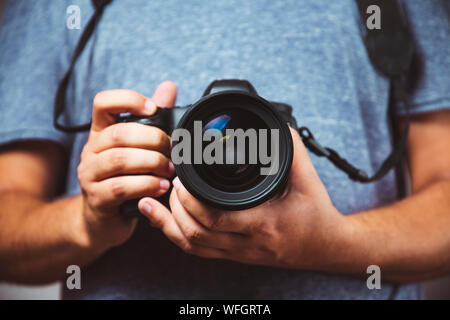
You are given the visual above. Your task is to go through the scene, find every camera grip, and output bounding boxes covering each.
[117,108,177,220]
[117,107,173,134]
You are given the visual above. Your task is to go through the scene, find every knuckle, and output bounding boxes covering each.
[80,146,89,161]
[77,163,88,184]
[256,222,276,238]
[206,214,222,230]
[274,247,291,266]
[109,150,127,172]
[93,91,107,109]
[80,150,88,162]
[185,228,204,242]
[151,153,167,170]
[154,129,167,148]
[110,123,128,145]
[110,180,126,199]
[181,241,194,253]
[146,177,161,192]
[176,187,187,202]
[177,187,193,206]
[151,218,162,229]
[77,163,84,179]
[87,191,102,209]
[121,89,142,105]
[156,153,167,167]
[81,183,100,208]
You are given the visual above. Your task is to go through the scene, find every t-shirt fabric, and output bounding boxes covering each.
[0,0,449,299]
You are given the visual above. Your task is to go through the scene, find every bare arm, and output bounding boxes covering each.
[344,109,450,282]
[0,141,97,283]
[142,109,450,284]
[0,82,177,284]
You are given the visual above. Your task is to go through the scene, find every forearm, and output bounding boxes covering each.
[0,192,108,284]
[328,179,450,283]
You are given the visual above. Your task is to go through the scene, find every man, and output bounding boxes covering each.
[0,0,449,299]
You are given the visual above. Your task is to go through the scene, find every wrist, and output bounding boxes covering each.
[79,197,136,252]
[323,211,369,274]
[308,208,365,274]
[71,196,113,253]
[70,196,103,252]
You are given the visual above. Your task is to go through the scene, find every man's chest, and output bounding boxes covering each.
[67,0,396,213]
[73,0,368,107]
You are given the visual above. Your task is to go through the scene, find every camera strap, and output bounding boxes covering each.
[53,0,112,132]
[299,0,414,182]
[54,0,415,184]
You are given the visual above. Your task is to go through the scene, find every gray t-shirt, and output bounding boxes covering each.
[0,0,449,299]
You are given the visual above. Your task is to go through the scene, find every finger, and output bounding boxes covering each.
[152,80,177,108]
[169,189,246,250]
[172,177,251,233]
[139,197,227,259]
[86,147,174,181]
[90,122,171,156]
[92,89,156,132]
[88,175,170,208]
[288,127,323,193]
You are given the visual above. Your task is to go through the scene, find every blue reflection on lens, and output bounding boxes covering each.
[203,115,231,133]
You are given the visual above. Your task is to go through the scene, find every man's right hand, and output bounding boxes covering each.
[77,81,177,249]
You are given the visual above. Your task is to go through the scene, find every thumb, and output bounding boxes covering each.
[288,127,324,194]
[152,81,177,108]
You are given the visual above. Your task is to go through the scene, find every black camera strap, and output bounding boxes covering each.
[299,0,414,182]
[53,0,112,132]
[54,0,415,184]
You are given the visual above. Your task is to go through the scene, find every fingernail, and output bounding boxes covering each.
[142,203,152,215]
[172,177,181,190]
[168,161,175,173]
[144,99,156,114]
[160,179,170,190]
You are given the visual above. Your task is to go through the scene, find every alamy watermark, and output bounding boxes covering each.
[66,3,382,30]
[66,264,81,290]
[366,5,381,30]
[66,5,81,30]
[171,122,280,176]
[366,265,381,290]
[65,263,381,291]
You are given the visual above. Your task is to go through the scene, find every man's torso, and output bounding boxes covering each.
[58,0,419,299]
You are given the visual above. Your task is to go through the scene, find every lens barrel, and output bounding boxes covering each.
[173,90,293,211]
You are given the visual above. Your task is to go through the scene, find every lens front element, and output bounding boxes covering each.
[173,91,293,211]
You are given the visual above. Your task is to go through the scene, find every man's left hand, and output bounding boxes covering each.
[139,128,352,270]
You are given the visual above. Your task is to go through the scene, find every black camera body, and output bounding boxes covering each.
[52,1,415,219]
[119,80,299,136]
[119,79,298,217]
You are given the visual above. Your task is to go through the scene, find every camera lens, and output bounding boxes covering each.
[173,91,293,211]
[196,109,268,192]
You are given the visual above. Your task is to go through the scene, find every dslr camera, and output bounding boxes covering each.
[119,79,299,217]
